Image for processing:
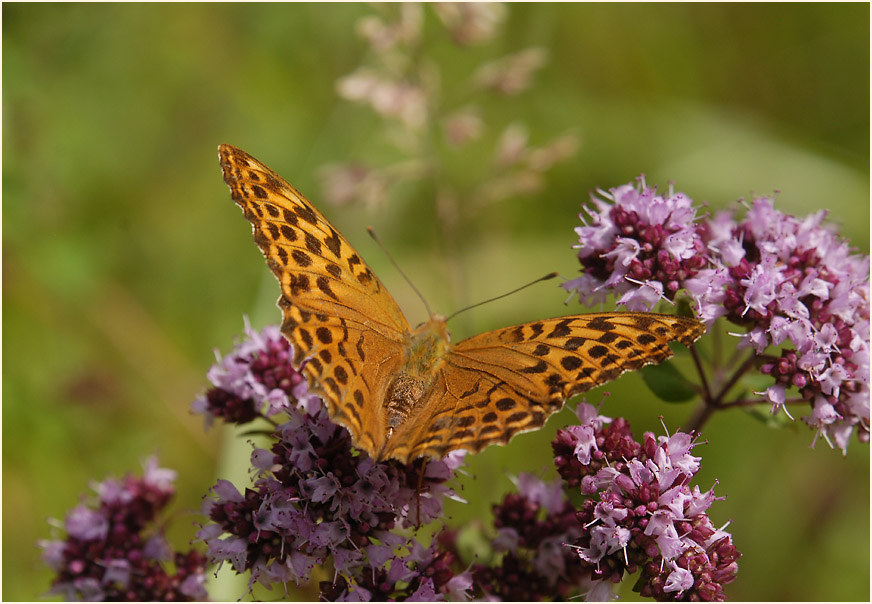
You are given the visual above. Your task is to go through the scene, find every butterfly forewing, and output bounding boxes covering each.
[379,313,704,462]
[219,144,411,452]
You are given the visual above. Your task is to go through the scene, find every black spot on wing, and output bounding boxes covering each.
[587,317,617,331]
[632,315,656,329]
[307,356,322,374]
[601,354,618,367]
[304,231,322,255]
[295,203,319,225]
[322,376,339,395]
[588,345,608,358]
[280,225,297,242]
[281,208,299,226]
[565,337,586,351]
[460,382,481,399]
[548,319,572,338]
[520,360,548,374]
[356,335,366,362]
[324,227,343,257]
[316,276,339,301]
[480,425,502,437]
[452,429,474,441]
[292,250,312,267]
[598,331,619,344]
[546,373,566,390]
[290,274,309,296]
[560,356,584,371]
[276,247,289,265]
[506,411,528,424]
[456,416,476,428]
[496,398,516,411]
[298,328,313,349]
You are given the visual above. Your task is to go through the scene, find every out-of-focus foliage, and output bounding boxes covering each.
[3,4,868,601]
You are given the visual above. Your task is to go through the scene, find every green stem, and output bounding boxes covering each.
[689,343,712,402]
[712,352,761,404]
[687,351,768,433]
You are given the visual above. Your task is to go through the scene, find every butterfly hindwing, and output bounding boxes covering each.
[378,363,552,462]
[289,308,404,454]
[380,313,704,462]
[451,312,704,402]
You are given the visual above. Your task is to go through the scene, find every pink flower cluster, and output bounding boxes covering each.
[690,199,869,449]
[563,179,707,311]
[38,458,207,601]
[564,178,870,451]
[463,473,589,601]
[553,404,740,601]
[193,324,470,600]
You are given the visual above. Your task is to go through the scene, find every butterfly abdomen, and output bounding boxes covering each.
[384,317,452,431]
[385,375,426,428]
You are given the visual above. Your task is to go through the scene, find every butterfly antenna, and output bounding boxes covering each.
[367,227,433,317]
[446,272,559,323]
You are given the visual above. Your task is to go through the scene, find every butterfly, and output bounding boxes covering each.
[219,144,704,464]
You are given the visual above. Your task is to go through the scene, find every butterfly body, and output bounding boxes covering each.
[385,316,450,431]
[219,144,705,464]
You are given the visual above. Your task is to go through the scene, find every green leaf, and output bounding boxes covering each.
[640,361,698,403]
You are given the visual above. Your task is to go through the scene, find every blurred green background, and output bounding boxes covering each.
[4,3,869,601]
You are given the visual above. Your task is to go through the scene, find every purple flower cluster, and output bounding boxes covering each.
[691,199,869,449]
[553,404,740,601]
[462,473,590,601]
[563,178,870,451]
[192,320,309,427]
[563,179,708,311]
[319,536,471,601]
[38,458,207,601]
[42,318,748,601]
[193,324,469,599]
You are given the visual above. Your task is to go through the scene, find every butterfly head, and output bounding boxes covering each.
[407,315,451,370]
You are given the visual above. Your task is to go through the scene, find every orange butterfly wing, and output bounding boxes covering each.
[379,313,704,462]
[219,144,410,454]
